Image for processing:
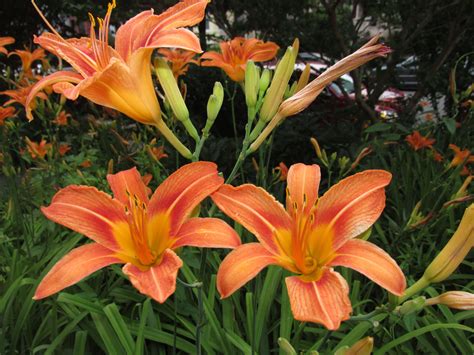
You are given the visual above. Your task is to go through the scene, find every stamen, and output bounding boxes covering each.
[31,0,62,38]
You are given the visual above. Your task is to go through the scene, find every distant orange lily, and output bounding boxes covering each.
[213,163,405,329]
[58,143,71,156]
[1,83,47,109]
[26,137,52,159]
[54,110,70,126]
[201,37,279,82]
[9,48,48,77]
[35,163,240,302]
[0,106,16,125]
[448,144,474,168]
[26,0,209,158]
[149,145,168,161]
[158,48,198,79]
[0,36,15,55]
[405,131,435,151]
[275,162,289,181]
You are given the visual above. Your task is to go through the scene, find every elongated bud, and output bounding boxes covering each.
[340,337,373,355]
[295,63,311,93]
[310,137,323,160]
[423,204,473,284]
[259,39,299,122]
[154,57,198,140]
[278,338,297,355]
[425,291,474,310]
[259,68,272,97]
[245,61,259,107]
[205,82,224,132]
[454,175,472,199]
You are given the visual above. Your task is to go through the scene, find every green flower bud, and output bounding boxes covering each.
[245,61,259,108]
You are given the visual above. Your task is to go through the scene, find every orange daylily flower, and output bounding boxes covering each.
[212,163,405,329]
[25,0,208,156]
[0,106,16,125]
[58,143,71,156]
[158,48,198,79]
[405,131,435,151]
[34,163,240,302]
[448,144,474,168]
[149,145,169,161]
[0,36,15,55]
[54,110,70,126]
[201,37,279,82]
[9,48,48,77]
[275,162,289,181]
[1,83,47,109]
[25,137,52,159]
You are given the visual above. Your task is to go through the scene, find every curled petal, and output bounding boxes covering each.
[315,170,392,250]
[148,162,223,236]
[212,184,292,254]
[107,167,150,206]
[122,249,182,303]
[34,243,122,300]
[145,28,201,53]
[286,163,321,217]
[330,239,406,296]
[41,185,127,251]
[172,218,241,249]
[217,243,277,298]
[286,269,352,330]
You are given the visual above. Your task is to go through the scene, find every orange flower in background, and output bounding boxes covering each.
[201,37,279,82]
[9,48,48,77]
[158,48,198,79]
[0,106,16,125]
[405,131,435,151]
[54,110,70,126]
[25,137,52,159]
[34,163,240,302]
[275,162,289,181]
[448,144,474,168]
[149,145,168,161]
[1,83,47,108]
[433,151,443,162]
[0,36,15,55]
[80,160,92,168]
[58,143,71,156]
[26,0,208,127]
[212,163,405,329]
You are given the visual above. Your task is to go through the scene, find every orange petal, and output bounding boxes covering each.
[286,163,321,217]
[285,269,352,330]
[25,71,83,120]
[315,170,392,250]
[107,167,149,206]
[41,185,127,251]
[246,42,279,62]
[330,239,405,296]
[34,243,121,300]
[217,243,276,298]
[148,162,223,235]
[115,10,153,60]
[145,28,201,53]
[172,217,241,249]
[152,0,209,32]
[122,249,182,303]
[212,184,292,254]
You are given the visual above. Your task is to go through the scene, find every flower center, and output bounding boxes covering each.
[88,0,115,70]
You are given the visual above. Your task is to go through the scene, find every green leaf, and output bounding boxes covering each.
[103,303,136,354]
[73,331,88,355]
[364,123,392,133]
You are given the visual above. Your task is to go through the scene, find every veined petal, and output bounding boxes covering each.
[212,184,292,254]
[247,42,280,62]
[122,249,182,303]
[148,162,223,237]
[217,243,277,298]
[330,239,405,295]
[25,71,83,120]
[107,167,150,206]
[286,269,352,330]
[172,217,241,249]
[115,10,153,60]
[152,0,208,32]
[145,28,201,53]
[315,170,391,250]
[34,243,122,300]
[41,185,127,251]
[286,163,321,217]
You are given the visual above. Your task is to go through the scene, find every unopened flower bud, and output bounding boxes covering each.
[245,61,259,108]
[423,204,473,284]
[259,68,272,97]
[399,296,426,315]
[278,337,296,355]
[425,291,474,310]
[335,336,374,355]
[205,82,224,133]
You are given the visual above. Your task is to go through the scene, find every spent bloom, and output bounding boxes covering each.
[425,291,474,310]
[212,163,405,329]
[35,163,240,303]
[201,37,279,82]
[53,110,70,126]
[405,131,435,151]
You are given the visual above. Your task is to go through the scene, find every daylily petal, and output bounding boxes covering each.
[217,243,277,298]
[286,269,352,330]
[115,10,153,60]
[330,239,406,296]
[145,28,201,53]
[212,184,292,254]
[34,243,122,300]
[148,162,223,236]
[246,42,280,62]
[286,163,320,217]
[41,185,127,251]
[25,71,83,120]
[122,249,182,303]
[172,217,241,249]
[315,170,392,250]
[107,167,149,206]
[152,0,209,32]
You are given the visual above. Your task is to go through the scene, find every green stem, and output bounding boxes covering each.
[399,277,430,303]
[154,120,192,159]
